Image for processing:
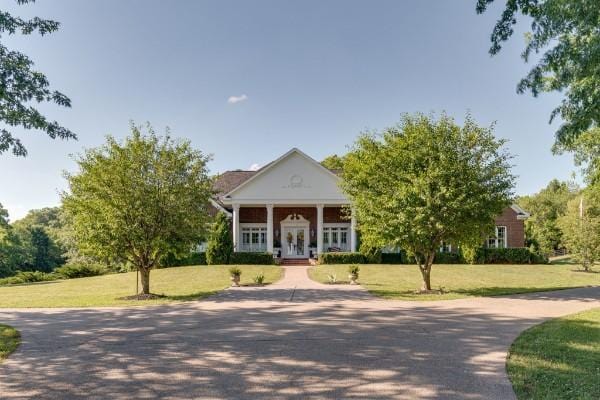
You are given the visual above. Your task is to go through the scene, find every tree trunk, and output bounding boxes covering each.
[419,252,435,291]
[139,267,151,295]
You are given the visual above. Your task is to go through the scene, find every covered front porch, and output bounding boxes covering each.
[231,203,357,259]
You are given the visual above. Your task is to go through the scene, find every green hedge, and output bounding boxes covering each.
[318,252,368,264]
[54,263,107,279]
[229,252,274,265]
[162,252,207,267]
[0,271,58,286]
[371,248,546,265]
[474,248,548,264]
[381,252,410,264]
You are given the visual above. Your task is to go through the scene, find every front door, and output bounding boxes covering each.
[283,227,307,258]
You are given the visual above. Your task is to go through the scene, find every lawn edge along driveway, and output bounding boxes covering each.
[308,263,600,301]
[506,307,600,400]
[0,265,283,308]
[0,324,20,363]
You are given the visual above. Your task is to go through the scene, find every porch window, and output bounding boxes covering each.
[241,226,267,252]
[323,225,350,251]
[487,226,507,249]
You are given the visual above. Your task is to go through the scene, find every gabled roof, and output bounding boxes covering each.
[220,148,340,199]
[510,204,530,220]
[213,170,257,197]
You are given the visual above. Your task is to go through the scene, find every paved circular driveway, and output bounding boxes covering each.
[0,266,598,399]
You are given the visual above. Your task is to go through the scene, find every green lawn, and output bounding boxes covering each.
[309,264,600,300]
[0,324,20,362]
[0,265,282,308]
[507,308,600,400]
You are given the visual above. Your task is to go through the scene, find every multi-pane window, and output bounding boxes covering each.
[323,226,350,251]
[241,226,267,252]
[439,242,452,253]
[487,226,507,248]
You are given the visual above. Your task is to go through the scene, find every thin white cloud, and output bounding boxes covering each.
[248,163,260,171]
[227,94,248,104]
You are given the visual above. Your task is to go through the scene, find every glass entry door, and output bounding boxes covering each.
[283,227,307,258]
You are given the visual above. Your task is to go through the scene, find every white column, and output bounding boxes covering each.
[232,203,240,252]
[266,204,274,254]
[350,208,357,252]
[316,204,324,256]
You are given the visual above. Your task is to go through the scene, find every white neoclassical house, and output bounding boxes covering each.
[211,148,528,260]
[212,148,356,259]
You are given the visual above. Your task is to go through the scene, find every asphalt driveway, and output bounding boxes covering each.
[0,266,598,399]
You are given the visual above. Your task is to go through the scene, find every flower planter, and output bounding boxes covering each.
[348,273,358,285]
[230,275,241,287]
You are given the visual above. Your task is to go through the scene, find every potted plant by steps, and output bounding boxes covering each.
[229,267,242,287]
[348,264,360,285]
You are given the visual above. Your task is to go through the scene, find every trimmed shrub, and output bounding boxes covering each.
[162,252,207,267]
[54,263,106,279]
[474,247,548,264]
[434,251,465,264]
[359,245,382,264]
[229,252,274,265]
[381,252,410,264]
[318,252,367,264]
[0,270,58,285]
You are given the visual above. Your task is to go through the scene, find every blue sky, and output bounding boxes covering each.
[0,0,577,220]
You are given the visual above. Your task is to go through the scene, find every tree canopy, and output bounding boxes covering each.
[0,0,74,156]
[206,212,233,265]
[321,154,345,171]
[476,0,600,150]
[62,124,213,295]
[558,190,600,271]
[517,179,579,255]
[341,113,514,291]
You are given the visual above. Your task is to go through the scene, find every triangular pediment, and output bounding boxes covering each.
[224,149,348,203]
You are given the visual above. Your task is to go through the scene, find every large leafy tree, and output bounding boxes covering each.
[0,0,74,156]
[62,124,213,295]
[11,206,67,272]
[572,128,600,187]
[558,190,600,271]
[517,179,578,255]
[476,0,600,150]
[341,113,514,291]
[0,202,26,277]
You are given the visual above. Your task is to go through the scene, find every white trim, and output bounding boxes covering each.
[323,223,351,228]
[511,204,530,220]
[222,199,349,205]
[223,148,341,198]
[209,199,232,217]
[487,225,508,248]
[239,223,267,228]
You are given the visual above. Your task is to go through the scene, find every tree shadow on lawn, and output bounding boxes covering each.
[507,316,600,399]
[0,287,598,399]
[367,285,599,300]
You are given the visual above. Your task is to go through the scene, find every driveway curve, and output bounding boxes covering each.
[0,265,598,399]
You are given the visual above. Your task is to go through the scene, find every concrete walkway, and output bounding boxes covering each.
[0,266,598,400]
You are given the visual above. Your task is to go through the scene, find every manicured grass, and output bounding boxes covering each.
[308,264,600,300]
[0,265,282,308]
[507,308,600,400]
[0,324,20,362]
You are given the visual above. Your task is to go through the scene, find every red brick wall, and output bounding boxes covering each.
[324,207,349,223]
[494,207,525,248]
[239,207,266,223]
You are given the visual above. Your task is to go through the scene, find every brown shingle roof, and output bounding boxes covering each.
[213,170,257,197]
